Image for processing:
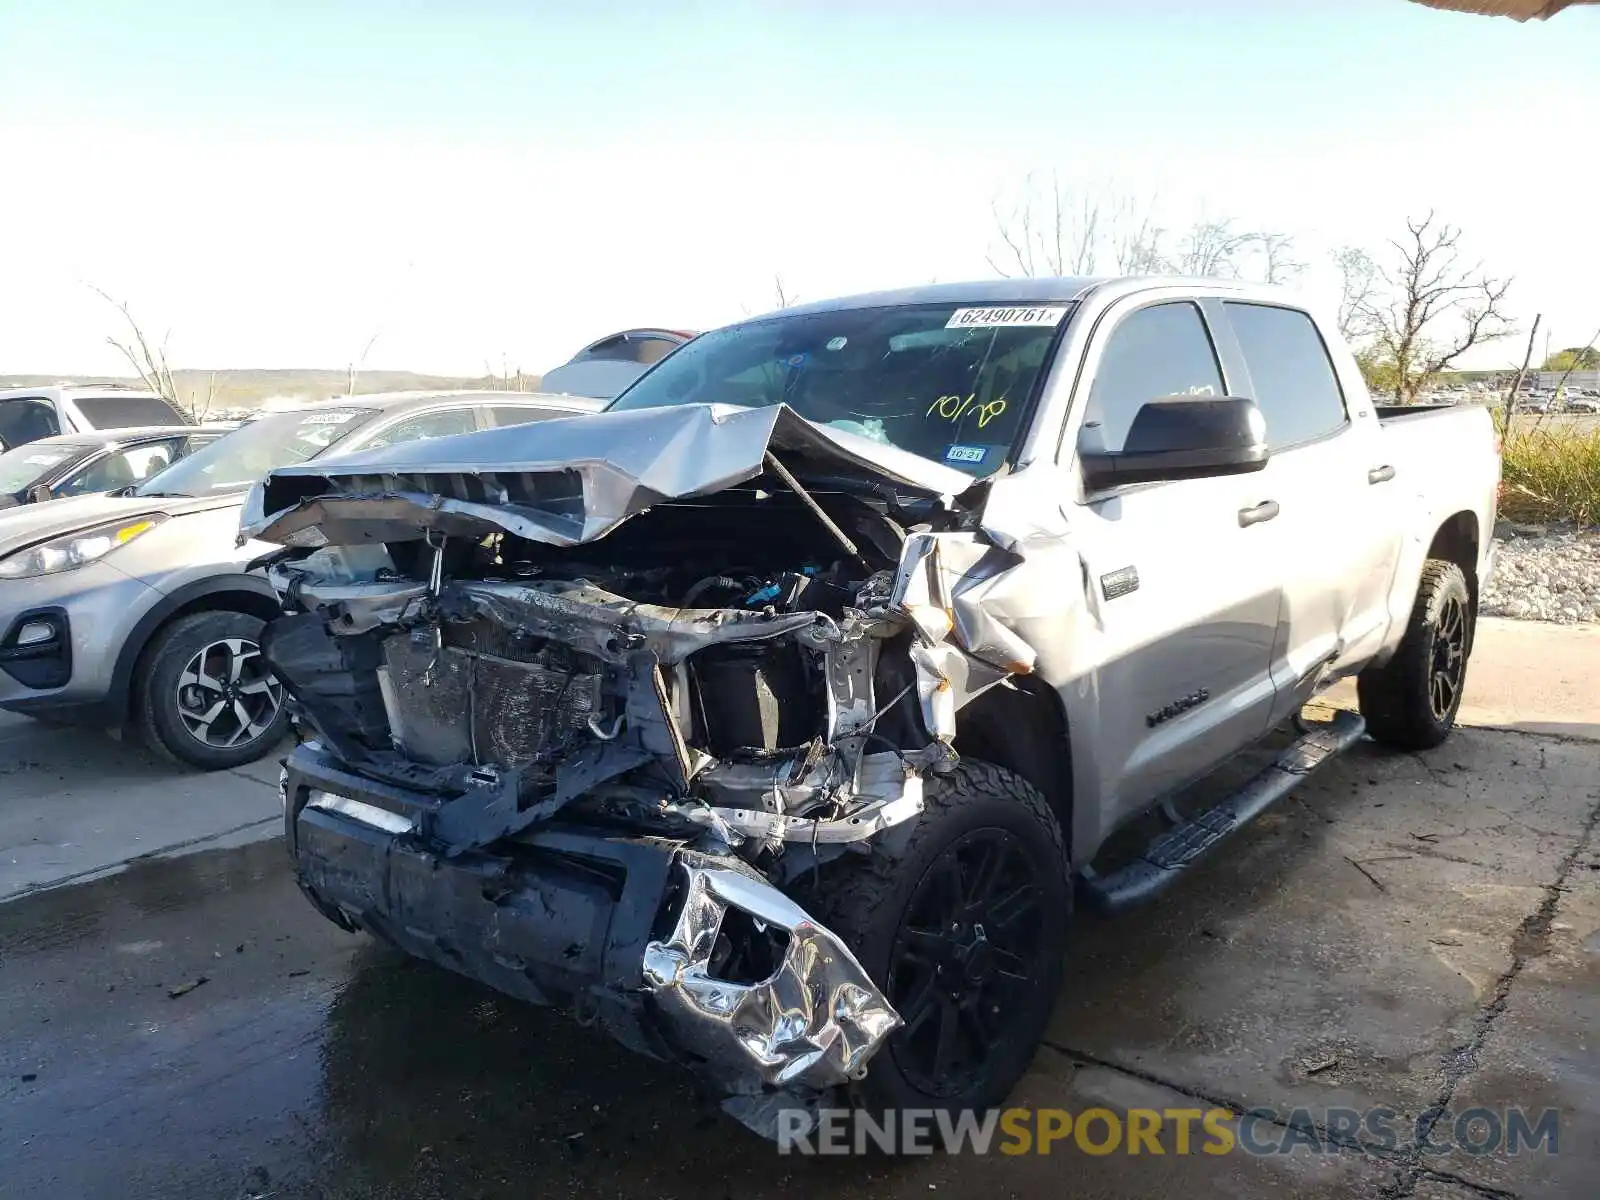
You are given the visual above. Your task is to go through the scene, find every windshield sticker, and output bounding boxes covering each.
[926,392,1008,429]
[945,305,1068,330]
[301,411,358,425]
[786,353,809,368]
[944,444,988,465]
[825,336,848,351]
[23,454,62,465]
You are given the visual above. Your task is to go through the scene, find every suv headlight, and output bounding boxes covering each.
[0,515,167,580]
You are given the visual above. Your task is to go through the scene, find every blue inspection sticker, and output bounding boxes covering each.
[944,444,988,465]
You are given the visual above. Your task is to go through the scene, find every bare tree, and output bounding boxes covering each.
[988,176,1298,284]
[92,287,178,399]
[1252,232,1305,285]
[1333,247,1382,343]
[772,274,798,310]
[347,329,382,396]
[1354,212,1513,404]
[1170,218,1256,278]
[1502,312,1541,432]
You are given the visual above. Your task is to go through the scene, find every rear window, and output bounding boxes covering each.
[490,405,582,428]
[1223,303,1348,449]
[73,394,193,429]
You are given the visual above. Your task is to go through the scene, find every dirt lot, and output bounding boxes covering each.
[2,621,1597,1200]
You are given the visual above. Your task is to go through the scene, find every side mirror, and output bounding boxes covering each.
[26,484,53,504]
[1081,396,1268,491]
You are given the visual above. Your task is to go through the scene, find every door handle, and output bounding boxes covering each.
[1238,500,1280,527]
[1368,464,1396,484]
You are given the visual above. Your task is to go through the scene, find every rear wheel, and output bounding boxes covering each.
[1357,560,1472,751]
[812,760,1071,1116]
[139,610,290,769]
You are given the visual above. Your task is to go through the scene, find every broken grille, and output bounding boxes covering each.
[379,629,604,769]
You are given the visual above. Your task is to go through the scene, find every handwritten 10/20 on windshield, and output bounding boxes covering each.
[927,393,1007,429]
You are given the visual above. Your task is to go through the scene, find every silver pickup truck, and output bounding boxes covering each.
[248,277,1500,1135]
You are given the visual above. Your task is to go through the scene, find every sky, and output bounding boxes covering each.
[1,0,1596,378]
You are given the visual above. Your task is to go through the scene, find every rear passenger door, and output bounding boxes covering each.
[1218,301,1402,721]
[1068,298,1282,819]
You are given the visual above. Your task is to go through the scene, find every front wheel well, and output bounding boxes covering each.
[121,587,283,720]
[951,677,1073,856]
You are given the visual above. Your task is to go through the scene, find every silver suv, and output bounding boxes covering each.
[0,390,599,768]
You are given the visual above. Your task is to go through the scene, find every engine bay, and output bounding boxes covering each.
[262,484,956,862]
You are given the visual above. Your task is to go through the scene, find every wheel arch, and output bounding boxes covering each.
[1425,510,1480,651]
[951,677,1074,857]
[108,574,282,725]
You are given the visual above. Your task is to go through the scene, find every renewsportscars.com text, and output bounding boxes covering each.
[777,1106,1560,1157]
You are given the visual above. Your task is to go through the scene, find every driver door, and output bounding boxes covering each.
[1066,298,1282,824]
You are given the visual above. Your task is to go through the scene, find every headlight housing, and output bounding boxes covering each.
[0,515,167,580]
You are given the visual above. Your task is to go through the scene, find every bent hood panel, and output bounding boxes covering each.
[241,404,974,549]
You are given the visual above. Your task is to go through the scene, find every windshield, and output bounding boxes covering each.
[133,407,377,498]
[0,444,76,493]
[605,302,1070,475]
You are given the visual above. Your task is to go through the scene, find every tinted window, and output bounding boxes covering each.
[58,439,182,497]
[359,406,478,450]
[72,394,192,429]
[1224,303,1347,449]
[489,404,579,428]
[1082,303,1225,454]
[577,333,684,365]
[0,399,62,449]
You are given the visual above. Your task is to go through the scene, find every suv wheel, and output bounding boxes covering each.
[139,611,289,769]
[810,760,1071,1117]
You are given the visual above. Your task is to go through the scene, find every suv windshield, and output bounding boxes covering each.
[605,302,1071,475]
[133,407,377,498]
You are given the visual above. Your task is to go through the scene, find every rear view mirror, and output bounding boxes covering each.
[26,484,53,504]
[1081,396,1268,491]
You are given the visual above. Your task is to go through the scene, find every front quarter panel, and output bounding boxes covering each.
[112,503,259,595]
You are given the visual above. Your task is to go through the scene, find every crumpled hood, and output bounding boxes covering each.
[240,403,976,549]
[0,490,243,559]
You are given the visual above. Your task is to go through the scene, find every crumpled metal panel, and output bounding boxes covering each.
[241,403,974,548]
[642,863,901,1091]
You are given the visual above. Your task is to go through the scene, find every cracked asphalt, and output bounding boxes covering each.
[2,625,1598,1199]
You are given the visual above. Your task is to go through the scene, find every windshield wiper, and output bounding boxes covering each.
[135,490,193,499]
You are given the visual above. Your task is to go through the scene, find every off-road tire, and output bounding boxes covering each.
[811,759,1071,1118]
[1357,560,1472,751]
[138,610,291,770]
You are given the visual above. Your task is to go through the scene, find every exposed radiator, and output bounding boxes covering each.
[378,626,603,769]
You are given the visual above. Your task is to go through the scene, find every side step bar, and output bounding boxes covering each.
[1078,709,1367,915]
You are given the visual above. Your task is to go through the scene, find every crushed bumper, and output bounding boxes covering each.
[281,741,899,1094]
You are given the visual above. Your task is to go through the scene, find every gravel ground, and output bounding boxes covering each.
[1482,522,1600,623]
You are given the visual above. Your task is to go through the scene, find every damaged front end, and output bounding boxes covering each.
[255,403,1056,1114]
